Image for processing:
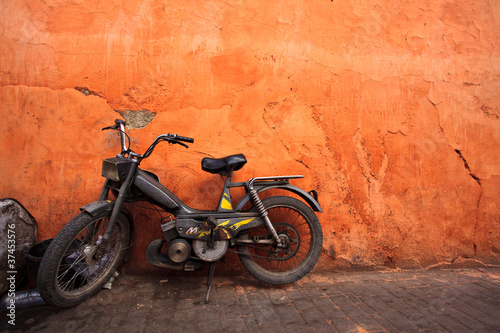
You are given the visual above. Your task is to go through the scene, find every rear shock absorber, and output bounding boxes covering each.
[249,188,267,216]
[247,180,284,248]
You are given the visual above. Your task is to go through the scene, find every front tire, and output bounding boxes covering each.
[237,196,323,285]
[38,210,131,308]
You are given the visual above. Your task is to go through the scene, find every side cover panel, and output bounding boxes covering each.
[176,216,262,241]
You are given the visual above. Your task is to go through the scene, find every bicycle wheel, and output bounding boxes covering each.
[38,210,131,307]
[237,196,323,285]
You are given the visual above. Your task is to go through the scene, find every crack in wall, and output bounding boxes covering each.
[73,87,156,129]
[428,96,483,257]
[454,149,481,185]
[352,129,389,220]
[427,97,482,187]
[262,99,312,169]
[74,87,102,98]
[281,140,310,169]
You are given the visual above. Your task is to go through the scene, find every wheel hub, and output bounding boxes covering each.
[83,244,99,266]
[268,223,300,260]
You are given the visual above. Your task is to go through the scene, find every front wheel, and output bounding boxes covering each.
[237,196,323,285]
[38,210,131,308]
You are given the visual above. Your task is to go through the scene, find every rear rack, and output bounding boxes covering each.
[252,175,304,182]
[228,175,304,188]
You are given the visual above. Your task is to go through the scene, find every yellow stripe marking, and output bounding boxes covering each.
[221,197,232,210]
[229,218,255,230]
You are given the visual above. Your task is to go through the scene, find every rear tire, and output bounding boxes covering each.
[38,210,131,308]
[237,196,323,285]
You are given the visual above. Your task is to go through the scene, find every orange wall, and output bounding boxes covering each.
[1,0,499,271]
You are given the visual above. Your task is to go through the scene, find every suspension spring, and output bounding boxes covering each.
[249,189,267,217]
[248,187,284,248]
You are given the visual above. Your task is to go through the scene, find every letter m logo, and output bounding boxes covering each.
[186,227,199,235]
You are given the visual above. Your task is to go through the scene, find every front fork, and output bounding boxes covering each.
[247,180,285,249]
[95,160,138,258]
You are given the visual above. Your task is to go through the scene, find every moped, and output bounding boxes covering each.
[38,119,323,307]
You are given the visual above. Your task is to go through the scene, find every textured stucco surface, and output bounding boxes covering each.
[0,0,499,271]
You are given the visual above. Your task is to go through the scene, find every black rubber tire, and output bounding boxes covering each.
[237,196,323,285]
[37,210,131,308]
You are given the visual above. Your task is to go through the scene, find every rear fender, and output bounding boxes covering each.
[79,200,134,261]
[234,184,323,212]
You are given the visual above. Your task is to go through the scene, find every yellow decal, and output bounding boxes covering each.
[221,228,231,239]
[198,230,211,238]
[229,218,255,230]
[218,220,230,227]
[221,197,232,210]
[196,218,255,238]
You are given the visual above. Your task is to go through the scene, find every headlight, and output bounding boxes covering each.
[102,157,133,181]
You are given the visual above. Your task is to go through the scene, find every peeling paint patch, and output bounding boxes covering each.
[117,109,157,129]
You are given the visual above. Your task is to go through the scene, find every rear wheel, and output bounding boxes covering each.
[38,210,131,308]
[237,196,323,285]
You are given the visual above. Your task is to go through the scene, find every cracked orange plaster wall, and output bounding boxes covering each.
[0,0,499,272]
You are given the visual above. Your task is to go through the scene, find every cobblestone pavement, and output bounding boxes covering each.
[1,268,499,332]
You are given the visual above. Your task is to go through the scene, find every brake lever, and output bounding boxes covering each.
[171,139,189,148]
[159,135,189,148]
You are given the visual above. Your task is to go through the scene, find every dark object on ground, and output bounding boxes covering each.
[0,198,38,295]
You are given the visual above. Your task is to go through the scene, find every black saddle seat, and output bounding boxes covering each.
[201,154,247,176]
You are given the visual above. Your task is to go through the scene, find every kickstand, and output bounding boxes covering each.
[205,262,216,304]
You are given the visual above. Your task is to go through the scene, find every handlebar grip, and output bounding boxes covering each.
[174,135,194,143]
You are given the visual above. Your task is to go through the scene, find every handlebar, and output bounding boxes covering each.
[167,133,195,144]
[102,119,194,160]
[116,120,127,152]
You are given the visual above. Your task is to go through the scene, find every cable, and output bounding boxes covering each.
[117,128,131,151]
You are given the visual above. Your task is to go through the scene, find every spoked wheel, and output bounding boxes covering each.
[237,196,323,285]
[38,210,131,308]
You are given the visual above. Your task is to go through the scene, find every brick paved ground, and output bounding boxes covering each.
[1,268,499,332]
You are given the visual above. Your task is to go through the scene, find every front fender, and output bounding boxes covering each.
[80,200,115,216]
[234,184,323,212]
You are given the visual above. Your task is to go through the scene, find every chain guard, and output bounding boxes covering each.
[234,222,300,261]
